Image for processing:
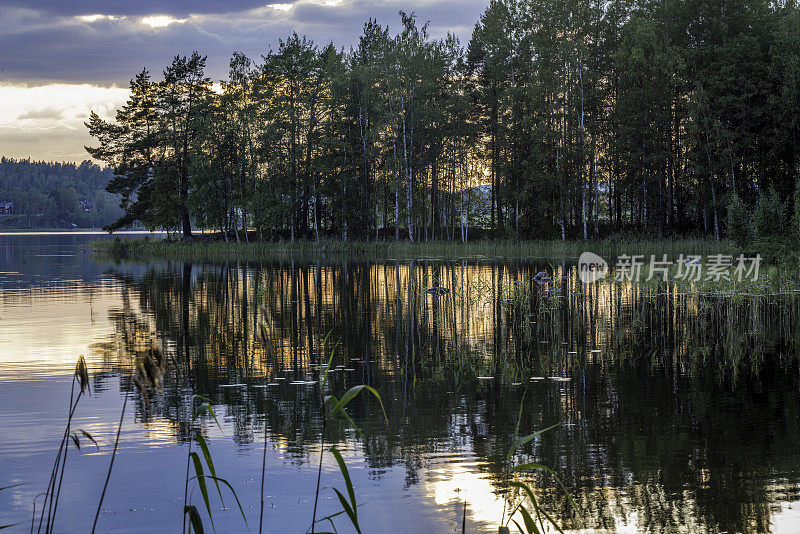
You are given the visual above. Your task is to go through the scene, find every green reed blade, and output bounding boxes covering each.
[511,463,576,509]
[509,482,563,534]
[332,489,359,533]
[323,394,360,434]
[507,423,561,461]
[189,452,213,529]
[516,505,539,534]
[204,476,248,524]
[195,432,223,507]
[326,385,388,427]
[329,447,358,527]
[184,505,205,534]
[192,395,224,433]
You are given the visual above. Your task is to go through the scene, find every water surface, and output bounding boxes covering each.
[1,233,799,533]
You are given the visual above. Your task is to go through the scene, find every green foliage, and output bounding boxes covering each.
[95,236,737,264]
[60,1,800,241]
[325,385,388,435]
[753,187,787,240]
[501,394,575,534]
[793,176,800,239]
[310,336,389,533]
[726,192,752,247]
[0,158,122,228]
[185,397,247,533]
[86,54,212,235]
[324,447,362,533]
[745,235,798,267]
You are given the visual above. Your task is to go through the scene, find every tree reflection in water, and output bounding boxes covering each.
[94,258,800,532]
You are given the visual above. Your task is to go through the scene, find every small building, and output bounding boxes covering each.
[0,201,13,214]
[80,200,94,212]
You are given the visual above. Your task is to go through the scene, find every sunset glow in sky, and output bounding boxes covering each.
[0,0,485,162]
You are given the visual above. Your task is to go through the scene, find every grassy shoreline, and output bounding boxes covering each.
[95,235,739,262]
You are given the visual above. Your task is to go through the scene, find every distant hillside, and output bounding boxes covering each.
[0,158,122,229]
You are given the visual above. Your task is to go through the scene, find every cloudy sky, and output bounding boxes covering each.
[0,0,486,163]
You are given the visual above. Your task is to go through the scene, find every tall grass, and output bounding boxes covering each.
[91,392,127,533]
[310,335,388,534]
[500,394,576,534]
[184,395,247,533]
[94,236,736,262]
[35,356,98,534]
[32,343,578,533]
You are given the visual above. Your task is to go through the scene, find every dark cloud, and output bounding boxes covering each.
[1,1,267,18]
[0,0,486,85]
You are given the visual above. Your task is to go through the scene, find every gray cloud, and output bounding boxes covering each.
[16,107,65,120]
[1,1,266,18]
[0,125,95,162]
[0,0,486,161]
[0,0,485,85]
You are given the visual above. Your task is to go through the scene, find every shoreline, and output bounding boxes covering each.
[94,236,738,262]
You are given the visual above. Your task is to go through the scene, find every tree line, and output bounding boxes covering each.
[87,0,800,241]
[0,158,122,228]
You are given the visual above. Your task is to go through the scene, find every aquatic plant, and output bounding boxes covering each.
[35,356,99,534]
[91,392,127,533]
[500,395,576,534]
[184,395,247,533]
[310,336,388,534]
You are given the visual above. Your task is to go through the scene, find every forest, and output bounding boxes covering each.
[86,0,800,243]
[0,158,123,229]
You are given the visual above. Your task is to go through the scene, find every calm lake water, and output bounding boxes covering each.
[1,233,799,533]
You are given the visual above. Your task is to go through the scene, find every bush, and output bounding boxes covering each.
[793,176,800,239]
[726,191,751,247]
[752,187,786,240]
[745,235,799,267]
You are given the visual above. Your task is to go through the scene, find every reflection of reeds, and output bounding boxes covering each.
[35,257,800,531]
[1,484,25,530]
[132,342,167,414]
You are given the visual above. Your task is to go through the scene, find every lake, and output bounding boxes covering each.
[1,233,799,533]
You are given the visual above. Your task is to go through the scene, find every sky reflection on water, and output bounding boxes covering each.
[1,233,800,533]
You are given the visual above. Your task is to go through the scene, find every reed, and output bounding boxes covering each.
[500,394,576,534]
[310,335,388,534]
[91,393,127,533]
[28,338,584,533]
[184,396,247,533]
[35,356,98,534]
[94,236,736,263]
